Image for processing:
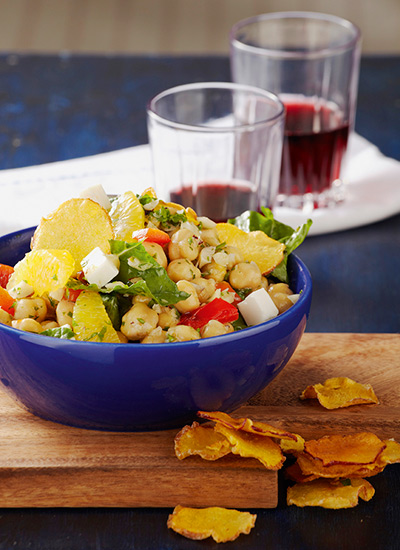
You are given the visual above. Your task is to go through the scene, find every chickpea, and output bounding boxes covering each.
[142,242,168,269]
[166,325,200,342]
[192,277,216,303]
[12,318,42,333]
[41,320,59,330]
[174,281,200,314]
[167,259,201,283]
[13,297,47,322]
[120,302,158,341]
[42,294,57,319]
[201,261,226,283]
[168,228,200,261]
[229,262,262,291]
[267,283,294,314]
[157,306,180,329]
[201,320,234,339]
[141,326,167,344]
[260,276,269,291]
[56,300,75,328]
[200,228,220,246]
[223,246,244,270]
[0,309,12,326]
[132,294,152,305]
[7,280,34,299]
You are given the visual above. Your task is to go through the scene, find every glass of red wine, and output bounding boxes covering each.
[146,82,285,222]
[230,12,361,212]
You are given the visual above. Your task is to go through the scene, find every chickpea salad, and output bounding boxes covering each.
[0,186,311,344]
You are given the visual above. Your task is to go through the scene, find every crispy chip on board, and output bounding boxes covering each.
[287,478,375,509]
[167,505,256,543]
[197,411,299,442]
[174,422,231,461]
[301,377,379,409]
[304,433,386,466]
[214,423,285,470]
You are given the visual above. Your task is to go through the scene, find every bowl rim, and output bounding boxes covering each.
[0,226,312,349]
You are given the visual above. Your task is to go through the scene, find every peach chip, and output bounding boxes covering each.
[167,505,256,543]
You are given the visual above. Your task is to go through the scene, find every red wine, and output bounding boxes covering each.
[279,96,349,206]
[170,182,255,222]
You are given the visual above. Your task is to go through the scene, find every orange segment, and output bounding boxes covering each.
[13,249,75,297]
[109,191,145,241]
[216,223,285,275]
[32,198,114,273]
[72,290,120,343]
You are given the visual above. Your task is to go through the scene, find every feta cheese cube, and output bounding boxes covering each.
[81,247,119,288]
[78,184,111,211]
[238,288,279,326]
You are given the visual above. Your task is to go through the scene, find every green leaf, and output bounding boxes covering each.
[110,240,189,306]
[41,325,75,340]
[148,205,187,230]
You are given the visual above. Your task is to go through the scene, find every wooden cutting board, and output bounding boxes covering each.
[0,333,398,508]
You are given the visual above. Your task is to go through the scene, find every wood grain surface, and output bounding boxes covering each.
[0,333,398,508]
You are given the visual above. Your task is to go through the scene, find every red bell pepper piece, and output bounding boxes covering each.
[0,263,14,289]
[215,281,242,306]
[132,228,171,246]
[178,298,239,329]
[0,287,15,315]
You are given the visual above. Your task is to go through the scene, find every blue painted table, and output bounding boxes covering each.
[0,54,399,549]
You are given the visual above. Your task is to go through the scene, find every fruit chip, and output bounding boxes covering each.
[167,505,256,543]
[214,423,285,470]
[304,432,385,466]
[375,439,400,466]
[284,462,319,483]
[197,410,300,442]
[32,198,114,273]
[300,377,379,409]
[279,435,305,455]
[215,223,285,275]
[174,422,231,461]
[296,452,385,480]
[287,478,375,509]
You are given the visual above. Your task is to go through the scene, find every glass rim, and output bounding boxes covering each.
[146,81,285,133]
[230,11,362,59]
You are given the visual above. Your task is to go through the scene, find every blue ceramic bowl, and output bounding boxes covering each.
[0,227,312,431]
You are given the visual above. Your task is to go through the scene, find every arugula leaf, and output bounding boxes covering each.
[41,325,75,339]
[229,208,312,283]
[110,240,189,306]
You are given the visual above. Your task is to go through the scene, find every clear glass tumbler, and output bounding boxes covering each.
[230,12,362,212]
[147,82,284,222]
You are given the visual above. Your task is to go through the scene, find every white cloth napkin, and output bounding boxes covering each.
[0,134,399,237]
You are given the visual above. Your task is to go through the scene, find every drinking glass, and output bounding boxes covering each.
[147,82,284,222]
[230,12,362,212]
